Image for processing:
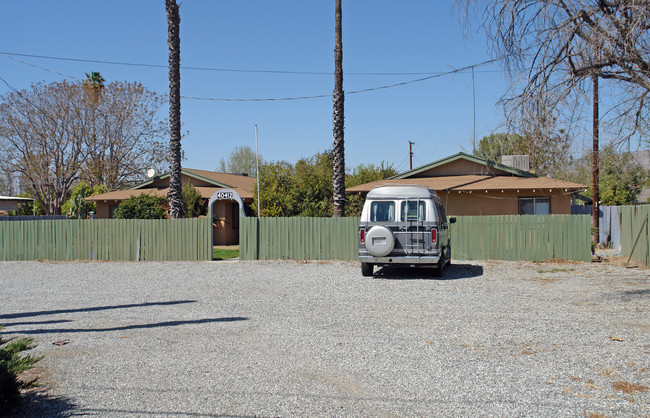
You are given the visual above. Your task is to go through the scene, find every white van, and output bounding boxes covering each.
[358,185,455,276]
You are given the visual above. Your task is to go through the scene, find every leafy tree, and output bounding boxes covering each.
[60,182,107,219]
[252,161,295,217]
[345,162,398,217]
[165,0,184,219]
[182,182,206,218]
[252,153,399,217]
[0,79,167,214]
[114,194,167,219]
[568,144,648,205]
[345,162,398,188]
[218,145,262,177]
[291,151,334,217]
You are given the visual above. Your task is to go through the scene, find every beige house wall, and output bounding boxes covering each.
[438,190,573,216]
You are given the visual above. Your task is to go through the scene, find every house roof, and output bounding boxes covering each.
[346,152,586,193]
[389,152,536,179]
[129,168,255,191]
[86,168,257,202]
[346,176,586,193]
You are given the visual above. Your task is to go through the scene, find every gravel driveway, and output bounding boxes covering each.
[1,259,648,417]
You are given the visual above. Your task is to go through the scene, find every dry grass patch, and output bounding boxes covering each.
[611,381,649,394]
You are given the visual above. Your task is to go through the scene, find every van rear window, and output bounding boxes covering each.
[370,201,395,222]
[400,201,426,221]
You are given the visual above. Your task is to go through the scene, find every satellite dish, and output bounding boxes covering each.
[146,169,156,178]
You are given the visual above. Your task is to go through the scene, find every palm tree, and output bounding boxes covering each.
[332,0,345,217]
[84,72,105,91]
[165,0,184,218]
[83,71,105,188]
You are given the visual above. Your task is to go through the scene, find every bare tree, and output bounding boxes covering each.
[0,80,167,214]
[79,81,167,189]
[460,0,650,142]
[0,81,84,214]
[165,0,184,219]
[332,0,346,217]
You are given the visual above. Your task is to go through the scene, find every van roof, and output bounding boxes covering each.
[366,185,439,200]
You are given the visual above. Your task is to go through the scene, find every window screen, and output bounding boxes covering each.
[518,197,550,215]
[370,201,395,222]
[400,201,426,221]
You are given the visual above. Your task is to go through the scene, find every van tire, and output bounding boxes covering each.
[361,263,374,277]
[433,251,448,277]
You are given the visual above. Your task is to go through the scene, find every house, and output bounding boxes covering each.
[85,168,256,245]
[346,152,587,216]
[0,196,34,214]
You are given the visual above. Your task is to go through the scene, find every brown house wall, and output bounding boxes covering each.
[439,190,573,216]
[94,200,120,219]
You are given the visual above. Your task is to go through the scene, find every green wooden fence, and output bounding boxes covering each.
[240,217,360,260]
[619,205,650,267]
[451,215,591,262]
[240,215,592,262]
[0,218,212,261]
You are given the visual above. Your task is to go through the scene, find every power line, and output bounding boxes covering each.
[0,52,80,80]
[182,59,502,102]
[0,50,505,76]
[0,51,504,102]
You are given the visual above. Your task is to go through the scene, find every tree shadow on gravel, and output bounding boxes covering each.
[13,389,78,418]
[372,264,484,280]
[0,317,248,335]
[0,300,197,320]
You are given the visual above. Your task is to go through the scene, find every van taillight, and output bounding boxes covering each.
[431,228,437,245]
[360,229,365,244]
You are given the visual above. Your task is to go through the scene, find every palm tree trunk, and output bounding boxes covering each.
[332,0,345,217]
[166,0,184,219]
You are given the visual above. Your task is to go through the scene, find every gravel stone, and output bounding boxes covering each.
[1,259,648,417]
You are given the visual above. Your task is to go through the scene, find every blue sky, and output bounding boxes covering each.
[1,1,511,174]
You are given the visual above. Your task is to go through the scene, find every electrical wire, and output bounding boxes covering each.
[181,59,502,102]
[0,51,505,76]
[0,52,80,80]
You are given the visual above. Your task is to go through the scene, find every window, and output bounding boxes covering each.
[400,201,426,221]
[518,197,550,215]
[108,205,119,219]
[435,203,446,223]
[370,201,395,222]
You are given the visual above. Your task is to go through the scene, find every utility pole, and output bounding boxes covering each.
[472,66,476,155]
[255,124,260,218]
[409,141,415,170]
[592,73,599,244]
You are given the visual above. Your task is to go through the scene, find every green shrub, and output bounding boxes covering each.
[61,182,107,219]
[114,193,167,219]
[182,183,206,218]
[0,329,43,414]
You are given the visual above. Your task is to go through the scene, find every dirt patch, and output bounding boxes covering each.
[611,381,649,394]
